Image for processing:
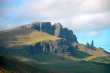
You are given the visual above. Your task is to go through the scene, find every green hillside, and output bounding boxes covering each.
[93,56,110,64]
[0,55,110,73]
[0,24,110,73]
[0,25,60,48]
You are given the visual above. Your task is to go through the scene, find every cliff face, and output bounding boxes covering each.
[30,22,78,54]
[32,22,54,34]
[32,22,78,45]
[53,23,78,44]
[0,22,79,56]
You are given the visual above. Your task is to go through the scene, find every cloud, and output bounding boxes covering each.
[87,31,100,37]
[63,12,110,32]
[16,0,110,31]
[0,0,110,32]
[24,0,110,17]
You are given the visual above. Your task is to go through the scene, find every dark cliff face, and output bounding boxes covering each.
[30,22,78,54]
[0,22,79,56]
[32,22,53,34]
[53,23,62,36]
[53,23,78,44]
[32,22,78,45]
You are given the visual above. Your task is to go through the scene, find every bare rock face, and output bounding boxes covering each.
[0,22,79,56]
[30,22,79,54]
[33,40,71,54]
[53,23,78,45]
[32,22,53,34]
[32,22,78,45]
[53,23,62,36]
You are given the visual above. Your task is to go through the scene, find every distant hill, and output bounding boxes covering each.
[0,22,109,62]
[0,22,110,73]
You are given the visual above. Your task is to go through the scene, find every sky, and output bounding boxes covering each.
[0,0,110,52]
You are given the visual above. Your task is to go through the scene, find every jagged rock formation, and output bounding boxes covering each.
[53,23,78,44]
[31,22,78,54]
[0,21,79,56]
[30,22,109,58]
[32,22,53,34]
[86,40,95,49]
[32,22,78,42]
[0,21,109,59]
[53,23,62,36]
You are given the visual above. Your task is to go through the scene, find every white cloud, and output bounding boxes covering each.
[79,0,109,13]
[87,31,100,37]
[63,12,110,32]
[1,0,110,32]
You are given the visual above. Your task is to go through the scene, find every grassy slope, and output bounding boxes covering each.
[0,55,110,73]
[93,56,110,64]
[77,44,109,61]
[0,25,60,48]
[0,25,110,73]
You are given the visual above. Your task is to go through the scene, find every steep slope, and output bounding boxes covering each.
[0,22,110,73]
[0,25,60,48]
[0,22,109,61]
[76,44,109,61]
[31,22,109,59]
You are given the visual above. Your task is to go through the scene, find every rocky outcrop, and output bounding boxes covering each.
[32,22,53,34]
[0,22,109,60]
[0,22,79,56]
[31,22,78,54]
[53,23,62,36]
[86,40,95,49]
[53,23,78,44]
[32,22,78,45]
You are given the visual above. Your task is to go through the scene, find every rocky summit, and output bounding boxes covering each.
[0,22,109,59]
[31,22,78,54]
[32,22,78,44]
[0,22,110,73]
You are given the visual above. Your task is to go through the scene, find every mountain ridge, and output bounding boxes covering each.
[0,21,109,61]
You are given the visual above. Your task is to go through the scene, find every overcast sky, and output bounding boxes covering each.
[0,0,110,51]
